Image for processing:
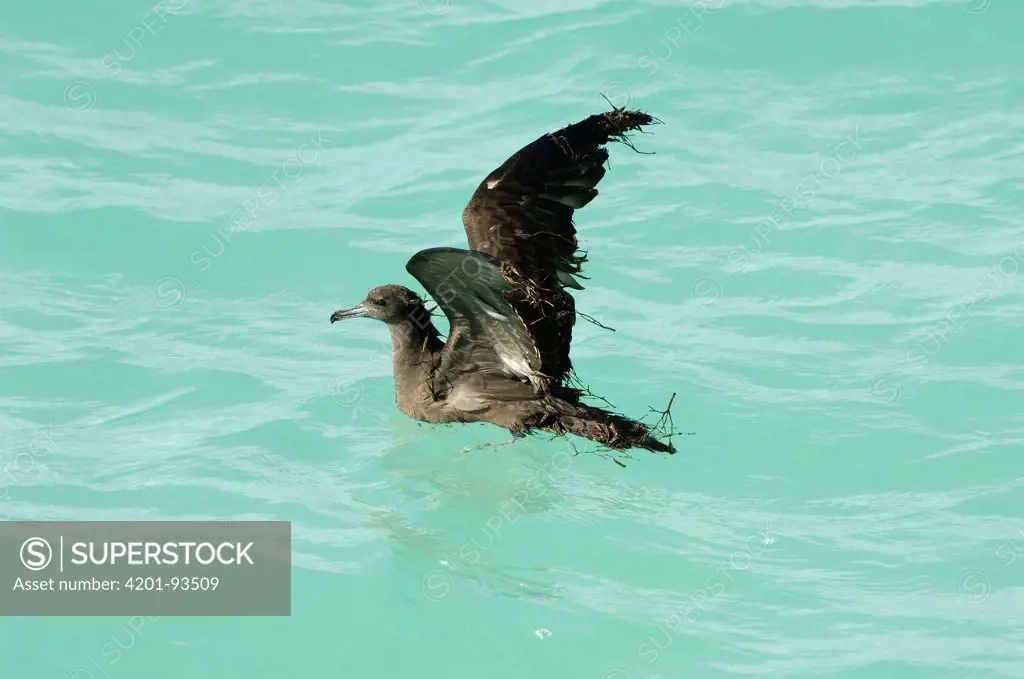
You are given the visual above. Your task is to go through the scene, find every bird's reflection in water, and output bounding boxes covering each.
[362,424,580,601]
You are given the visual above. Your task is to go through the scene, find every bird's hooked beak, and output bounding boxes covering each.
[330,304,369,323]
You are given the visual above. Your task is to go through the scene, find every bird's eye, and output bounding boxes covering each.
[373,298,387,307]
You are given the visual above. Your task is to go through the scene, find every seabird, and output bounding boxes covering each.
[330,107,676,456]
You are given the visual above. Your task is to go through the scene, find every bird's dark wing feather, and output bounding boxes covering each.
[461,108,654,289]
[459,108,656,386]
[406,247,546,397]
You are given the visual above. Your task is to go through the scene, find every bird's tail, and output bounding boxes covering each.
[550,401,676,455]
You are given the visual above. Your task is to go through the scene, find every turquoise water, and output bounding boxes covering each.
[2,0,1024,676]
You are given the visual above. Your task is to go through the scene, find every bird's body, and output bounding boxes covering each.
[331,107,676,456]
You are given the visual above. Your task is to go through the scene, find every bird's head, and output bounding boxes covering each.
[330,284,431,326]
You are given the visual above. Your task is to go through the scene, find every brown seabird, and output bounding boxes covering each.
[330,106,676,457]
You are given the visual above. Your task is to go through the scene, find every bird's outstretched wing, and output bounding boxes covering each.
[459,107,657,386]
[460,107,655,290]
[406,247,547,399]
